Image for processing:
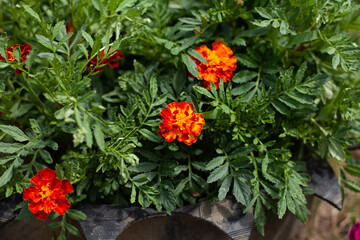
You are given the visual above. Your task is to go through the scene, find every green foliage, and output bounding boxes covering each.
[0,0,359,237]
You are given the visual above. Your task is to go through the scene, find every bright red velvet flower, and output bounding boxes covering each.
[88,48,124,73]
[350,220,360,240]
[23,168,73,220]
[159,102,205,145]
[0,43,32,74]
[190,42,237,89]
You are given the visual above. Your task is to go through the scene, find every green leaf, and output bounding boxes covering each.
[67,209,87,221]
[342,179,360,192]
[53,20,65,39]
[232,70,257,84]
[65,223,80,236]
[130,184,137,203]
[271,99,290,115]
[94,124,105,150]
[22,3,41,23]
[328,138,345,160]
[343,165,360,177]
[236,54,259,68]
[0,142,24,153]
[48,222,62,230]
[278,190,287,219]
[116,0,137,12]
[188,49,207,63]
[29,119,41,134]
[0,165,13,188]
[332,54,340,70]
[255,7,273,19]
[218,175,231,200]
[206,156,226,170]
[254,198,265,236]
[193,85,214,99]
[233,177,251,206]
[82,30,94,48]
[139,128,161,142]
[149,76,158,101]
[0,125,29,142]
[174,178,189,195]
[39,149,53,164]
[232,82,256,96]
[286,31,318,47]
[207,163,229,183]
[182,53,199,78]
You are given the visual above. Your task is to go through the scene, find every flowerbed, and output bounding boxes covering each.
[0,0,360,239]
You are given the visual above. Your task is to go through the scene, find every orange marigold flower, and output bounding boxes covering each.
[88,48,124,73]
[190,42,237,89]
[23,168,73,220]
[0,43,32,74]
[159,102,205,145]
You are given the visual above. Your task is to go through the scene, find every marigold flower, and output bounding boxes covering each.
[88,48,124,73]
[190,42,237,89]
[66,22,74,34]
[0,43,32,74]
[23,168,73,220]
[159,102,205,145]
[349,220,360,240]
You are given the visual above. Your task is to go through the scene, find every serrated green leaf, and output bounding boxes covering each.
[233,177,251,206]
[232,82,256,96]
[182,53,199,78]
[82,30,94,48]
[218,175,231,200]
[29,119,41,134]
[271,99,290,115]
[343,165,360,177]
[67,209,87,221]
[65,223,80,236]
[174,178,189,195]
[206,156,226,170]
[0,165,13,188]
[188,49,207,63]
[149,76,158,101]
[0,142,24,153]
[48,222,62,230]
[328,138,345,160]
[232,70,257,84]
[116,0,137,12]
[139,128,161,142]
[39,149,53,164]
[207,163,229,183]
[278,190,287,219]
[193,85,214,99]
[22,3,41,23]
[94,124,105,150]
[0,125,29,142]
[342,179,360,192]
[254,198,265,236]
[236,54,259,68]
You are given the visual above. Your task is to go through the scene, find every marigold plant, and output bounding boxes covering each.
[0,0,359,238]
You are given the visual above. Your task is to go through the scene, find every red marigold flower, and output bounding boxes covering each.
[349,220,360,240]
[158,102,205,145]
[66,22,74,34]
[190,42,237,89]
[88,48,124,73]
[23,168,73,220]
[0,43,32,74]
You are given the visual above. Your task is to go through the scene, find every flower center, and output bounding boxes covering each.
[39,185,52,199]
[173,111,193,130]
